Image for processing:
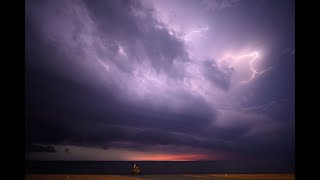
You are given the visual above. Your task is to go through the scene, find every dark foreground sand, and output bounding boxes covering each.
[25,174,295,180]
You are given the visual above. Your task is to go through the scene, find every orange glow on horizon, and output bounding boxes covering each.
[129,154,211,161]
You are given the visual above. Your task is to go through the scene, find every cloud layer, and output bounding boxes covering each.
[25,0,295,161]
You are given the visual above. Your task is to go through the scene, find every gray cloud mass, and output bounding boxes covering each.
[25,0,295,162]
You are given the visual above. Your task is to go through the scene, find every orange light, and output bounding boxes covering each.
[129,154,209,161]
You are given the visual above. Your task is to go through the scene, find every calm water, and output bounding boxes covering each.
[25,161,295,175]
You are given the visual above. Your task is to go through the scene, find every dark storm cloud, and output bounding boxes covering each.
[25,68,216,148]
[85,0,190,78]
[201,59,234,90]
[25,144,56,153]
[25,0,220,139]
[201,0,241,12]
[25,69,241,156]
[25,0,202,95]
[228,124,295,161]
[25,0,294,162]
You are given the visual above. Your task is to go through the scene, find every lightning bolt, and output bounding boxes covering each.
[183,27,209,41]
[235,52,272,84]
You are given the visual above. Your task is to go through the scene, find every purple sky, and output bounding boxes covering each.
[25,0,295,161]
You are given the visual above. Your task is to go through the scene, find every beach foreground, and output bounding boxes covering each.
[25,174,295,180]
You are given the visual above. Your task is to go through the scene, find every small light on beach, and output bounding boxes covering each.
[67,175,69,179]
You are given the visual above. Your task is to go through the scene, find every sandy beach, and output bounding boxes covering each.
[25,174,295,180]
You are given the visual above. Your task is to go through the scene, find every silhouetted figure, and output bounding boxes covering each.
[131,163,141,175]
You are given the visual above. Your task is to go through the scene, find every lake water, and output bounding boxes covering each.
[25,161,295,175]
